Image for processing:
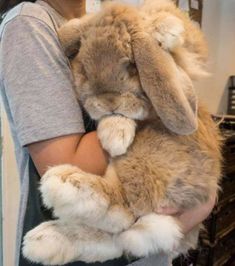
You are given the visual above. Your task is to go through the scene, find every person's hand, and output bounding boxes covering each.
[156,193,217,234]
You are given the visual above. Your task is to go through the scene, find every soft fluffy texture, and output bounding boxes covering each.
[23,0,222,265]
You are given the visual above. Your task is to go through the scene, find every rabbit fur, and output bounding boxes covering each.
[22,0,222,265]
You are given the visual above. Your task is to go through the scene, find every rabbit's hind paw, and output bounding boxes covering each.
[118,213,182,257]
[22,221,76,265]
[23,221,123,265]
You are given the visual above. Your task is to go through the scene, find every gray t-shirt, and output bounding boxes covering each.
[0,1,85,265]
[0,1,169,265]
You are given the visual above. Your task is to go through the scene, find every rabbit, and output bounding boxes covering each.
[22,1,222,265]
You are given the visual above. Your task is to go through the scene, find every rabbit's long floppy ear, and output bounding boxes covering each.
[131,31,198,135]
[58,19,84,57]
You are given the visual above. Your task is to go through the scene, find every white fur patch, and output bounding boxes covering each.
[41,165,110,221]
[94,205,135,233]
[22,221,78,265]
[118,213,183,257]
[128,106,149,120]
[97,115,136,157]
[23,221,123,265]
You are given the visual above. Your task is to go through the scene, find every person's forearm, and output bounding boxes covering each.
[28,131,109,177]
[178,194,216,234]
[71,131,109,175]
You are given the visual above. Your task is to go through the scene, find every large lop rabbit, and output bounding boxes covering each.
[23,0,222,265]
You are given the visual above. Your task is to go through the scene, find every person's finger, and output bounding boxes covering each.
[155,206,182,215]
[178,194,217,234]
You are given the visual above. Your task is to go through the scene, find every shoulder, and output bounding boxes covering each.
[0,2,56,39]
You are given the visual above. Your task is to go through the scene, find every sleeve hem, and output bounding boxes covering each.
[20,121,86,147]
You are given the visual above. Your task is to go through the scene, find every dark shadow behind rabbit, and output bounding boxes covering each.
[22,1,223,265]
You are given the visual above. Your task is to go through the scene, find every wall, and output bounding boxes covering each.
[117,0,143,5]
[1,108,19,266]
[196,0,235,114]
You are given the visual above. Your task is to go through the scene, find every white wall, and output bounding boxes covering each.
[1,108,19,266]
[196,0,235,114]
[117,0,143,5]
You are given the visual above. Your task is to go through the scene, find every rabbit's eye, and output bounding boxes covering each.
[68,48,79,60]
[127,63,137,77]
[120,57,137,78]
[120,76,126,81]
[80,64,88,78]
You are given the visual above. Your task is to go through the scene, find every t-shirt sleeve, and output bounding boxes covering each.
[1,15,85,146]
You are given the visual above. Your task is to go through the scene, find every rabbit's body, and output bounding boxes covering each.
[114,106,221,217]
[22,1,222,265]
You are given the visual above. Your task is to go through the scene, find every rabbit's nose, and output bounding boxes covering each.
[112,104,121,113]
[101,93,117,103]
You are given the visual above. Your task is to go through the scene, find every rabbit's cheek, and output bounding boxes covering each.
[84,98,112,120]
[131,107,149,120]
[117,106,149,120]
[115,97,149,120]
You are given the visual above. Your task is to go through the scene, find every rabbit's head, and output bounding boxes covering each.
[59,3,198,135]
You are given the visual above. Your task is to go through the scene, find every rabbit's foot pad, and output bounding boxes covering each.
[41,165,110,220]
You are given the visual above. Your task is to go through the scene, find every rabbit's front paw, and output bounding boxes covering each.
[22,221,76,265]
[41,165,110,221]
[97,115,136,157]
[154,15,184,51]
[118,214,182,257]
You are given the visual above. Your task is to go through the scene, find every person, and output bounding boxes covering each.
[0,0,216,265]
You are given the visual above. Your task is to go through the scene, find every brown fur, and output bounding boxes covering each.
[58,0,222,257]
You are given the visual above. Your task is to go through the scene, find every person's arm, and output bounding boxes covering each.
[28,131,108,177]
[1,13,104,177]
[178,193,216,234]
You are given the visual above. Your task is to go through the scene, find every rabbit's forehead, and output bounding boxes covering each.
[80,32,133,67]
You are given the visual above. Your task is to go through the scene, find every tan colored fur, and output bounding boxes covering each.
[141,0,209,78]
[23,1,222,264]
